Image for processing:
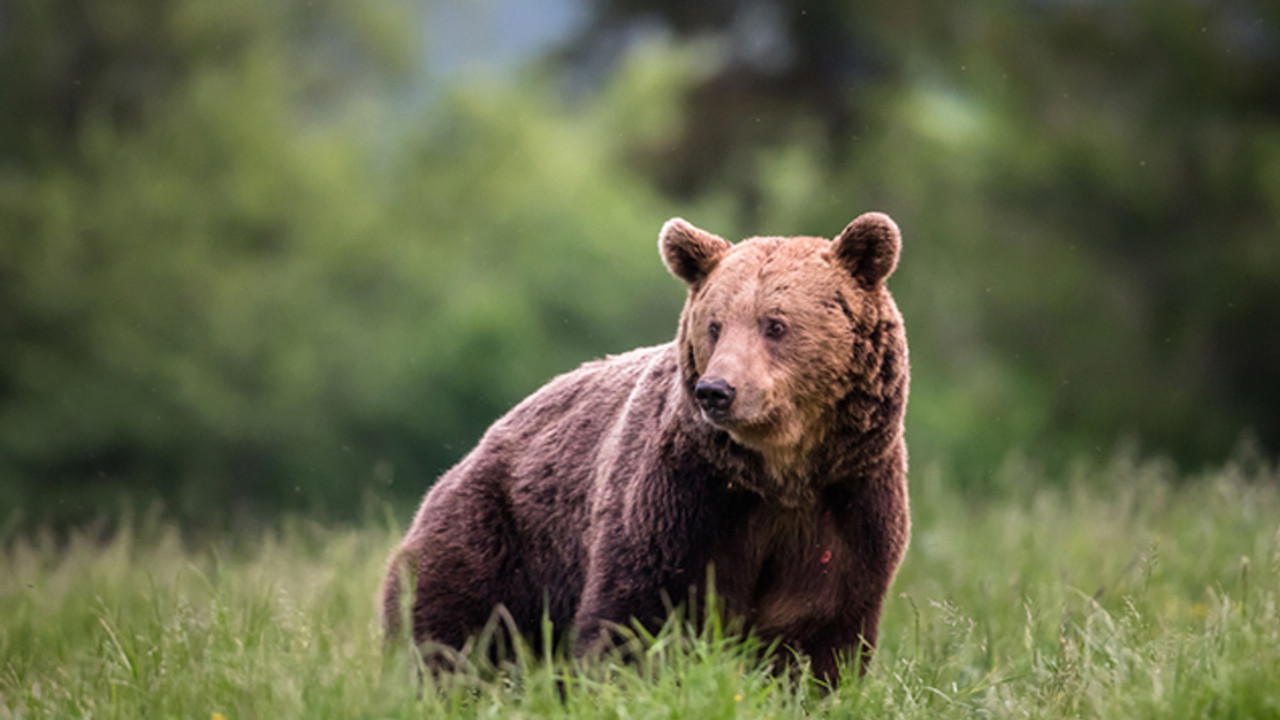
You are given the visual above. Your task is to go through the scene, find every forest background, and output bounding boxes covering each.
[2,0,1278,530]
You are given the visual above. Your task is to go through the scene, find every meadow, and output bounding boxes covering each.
[3,451,1278,719]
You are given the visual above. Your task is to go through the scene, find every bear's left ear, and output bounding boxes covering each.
[831,212,902,286]
[660,218,732,286]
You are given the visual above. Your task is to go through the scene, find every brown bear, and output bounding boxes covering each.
[383,212,910,684]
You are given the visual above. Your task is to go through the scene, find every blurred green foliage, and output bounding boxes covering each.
[1,0,1277,527]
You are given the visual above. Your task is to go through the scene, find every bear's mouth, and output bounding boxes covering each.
[699,406,775,446]
[699,405,732,426]
[699,404,757,432]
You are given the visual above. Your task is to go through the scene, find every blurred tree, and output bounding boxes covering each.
[562,0,1280,480]
[3,0,1278,530]
[0,0,725,528]
[0,0,417,522]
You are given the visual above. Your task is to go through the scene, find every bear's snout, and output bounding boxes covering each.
[694,377,736,416]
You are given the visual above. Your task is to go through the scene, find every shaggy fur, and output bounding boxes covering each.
[383,213,910,684]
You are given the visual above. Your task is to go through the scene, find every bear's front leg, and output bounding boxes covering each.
[572,459,720,656]
[792,597,886,685]
[573,539,696,656]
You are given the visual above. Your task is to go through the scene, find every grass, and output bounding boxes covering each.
[2,450,1279,719]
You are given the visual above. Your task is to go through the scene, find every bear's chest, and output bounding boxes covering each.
[707,498,855,634]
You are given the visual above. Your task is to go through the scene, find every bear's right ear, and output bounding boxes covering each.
[659,218,731,286]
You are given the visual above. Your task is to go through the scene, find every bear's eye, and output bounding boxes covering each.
[708,321,722,343]
[763,319,788,340]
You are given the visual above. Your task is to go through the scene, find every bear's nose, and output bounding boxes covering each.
[694,378,736,414]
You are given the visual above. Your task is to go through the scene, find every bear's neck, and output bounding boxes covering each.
[674,389,904,511]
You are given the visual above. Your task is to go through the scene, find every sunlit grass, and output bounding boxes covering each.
[2,452,1278,718]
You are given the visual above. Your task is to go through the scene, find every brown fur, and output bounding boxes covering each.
[383,213,910,684]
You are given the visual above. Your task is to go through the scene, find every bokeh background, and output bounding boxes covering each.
[2,0,1277,530]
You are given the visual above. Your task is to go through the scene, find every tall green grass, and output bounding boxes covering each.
[3,452,1278,719]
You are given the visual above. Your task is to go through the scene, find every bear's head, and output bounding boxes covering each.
[660,213,908,480]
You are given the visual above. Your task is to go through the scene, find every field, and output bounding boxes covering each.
[3,453,1278,719]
